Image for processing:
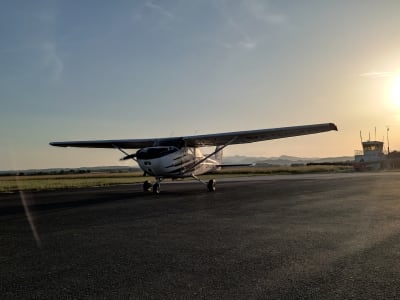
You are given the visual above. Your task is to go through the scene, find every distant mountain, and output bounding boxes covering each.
[0,155,354,175]
[221,155,268,165]
[223,155,354,166]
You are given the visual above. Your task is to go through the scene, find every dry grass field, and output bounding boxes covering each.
[0,165,353,193]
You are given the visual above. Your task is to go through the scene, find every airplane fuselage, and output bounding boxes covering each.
[136,146,219,178]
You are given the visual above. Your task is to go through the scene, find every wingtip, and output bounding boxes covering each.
[49,142,65,147]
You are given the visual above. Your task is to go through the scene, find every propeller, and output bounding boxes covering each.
[120,153,137,161]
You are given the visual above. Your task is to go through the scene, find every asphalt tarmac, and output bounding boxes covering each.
[2,172,400,299]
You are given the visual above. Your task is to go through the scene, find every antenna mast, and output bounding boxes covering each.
[387,127,390,153]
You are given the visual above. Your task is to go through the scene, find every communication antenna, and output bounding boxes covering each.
[359,131,363,143]
[387,126,390,153]
[374,127,376,141]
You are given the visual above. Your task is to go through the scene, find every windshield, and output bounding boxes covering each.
[136,146,178,160]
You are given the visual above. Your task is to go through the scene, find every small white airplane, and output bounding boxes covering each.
[50,123,337,193]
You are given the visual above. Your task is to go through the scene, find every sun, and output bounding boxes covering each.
[391,73,400,107]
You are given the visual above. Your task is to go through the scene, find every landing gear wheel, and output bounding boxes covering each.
[143,180,152,192]
[152,183,160,194]
[207,179,216,192]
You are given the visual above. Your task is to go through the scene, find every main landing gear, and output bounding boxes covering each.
[207,179,216,192]
[193,176,216,192]
[142,178,217,194]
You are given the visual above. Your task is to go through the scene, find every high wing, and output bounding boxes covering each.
[183,123,337,147]
[50,123,337,149]
[50,138,156,149]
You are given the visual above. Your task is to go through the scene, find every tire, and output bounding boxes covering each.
[152,183,160,194]
[207,179,216,192]
[143,180,152,192]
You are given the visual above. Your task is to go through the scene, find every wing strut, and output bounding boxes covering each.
[185,136,238,174]
[113,145,137,161]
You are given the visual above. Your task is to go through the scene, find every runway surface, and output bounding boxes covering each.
[2,172,400,299]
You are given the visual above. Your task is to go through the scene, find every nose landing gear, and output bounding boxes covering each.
[143,179,162,194]
[152,182,160,194]
[143,180,152,192]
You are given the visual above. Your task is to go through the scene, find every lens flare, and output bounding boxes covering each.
[19,191,42,248]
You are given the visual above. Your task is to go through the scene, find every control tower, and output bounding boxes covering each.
[354,140,385,171]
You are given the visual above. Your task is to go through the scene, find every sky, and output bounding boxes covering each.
[1,0,400,170]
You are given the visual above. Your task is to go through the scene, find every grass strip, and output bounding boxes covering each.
[0,166,353,193]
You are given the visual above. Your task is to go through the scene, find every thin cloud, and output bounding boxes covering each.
[244,0,287,25]
[217,0,287,51]
[145,1,174,20]
[219,40,257,50]
[226,16,257,50]
[132,1,175,25]
[360,71,395,78]
[219,42,234,49]
[239,40,257,49]
[41,42,63,81]
[34,9,56,25]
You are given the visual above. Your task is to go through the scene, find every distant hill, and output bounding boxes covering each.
[223,155,354,166]
[0,155,354,176]
[0,166,141,176]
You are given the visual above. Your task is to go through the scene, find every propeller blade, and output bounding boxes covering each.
[120,154,136,161]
